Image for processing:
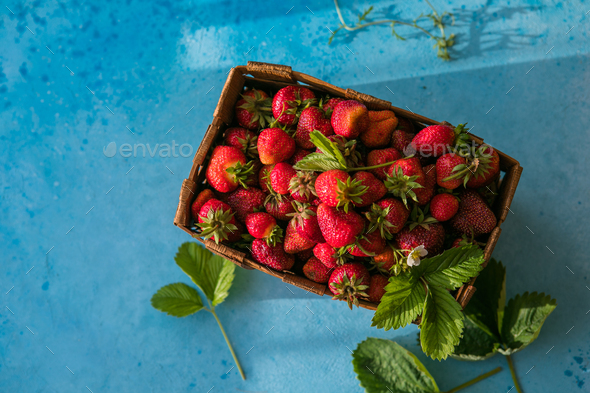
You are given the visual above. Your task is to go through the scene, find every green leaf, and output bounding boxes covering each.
[372,272,426,330]
[174,242,236,306]
[499,292,557,354]
[420,284,464,360]
[309,131,347,168]
[352,338,439,393]
[419,245,485,290]
[463,258,506,341]
[293,152,345,172]
[151,283,205,317]
[451,316,500,361]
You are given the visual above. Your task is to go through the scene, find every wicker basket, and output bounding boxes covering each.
[173,61,523,312]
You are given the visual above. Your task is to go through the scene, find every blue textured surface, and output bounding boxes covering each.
[2,0,590,391]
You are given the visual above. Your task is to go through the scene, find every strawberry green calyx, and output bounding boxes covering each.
[265,225,284,247]
[237,133,259,158]
[288,171,318,200]
[365,204,396,240]
[331,273,369,309]
[384,167,424,207]
[225,161,255,189]
[336,177,368,213]
[452,123,470,148]
[284,90,318,118]
[287,200,316,225]
[237,91,273,128]
[444,144,497,187]
[198,208,238,244]
[407,204,438,231]
[332,246,355,265]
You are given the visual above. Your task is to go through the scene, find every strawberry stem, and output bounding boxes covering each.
[505,355,524,393]
[347,160,397,172]
[443,366,502,393]
[210,307,246,380]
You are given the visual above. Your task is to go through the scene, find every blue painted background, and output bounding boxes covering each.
[2,0,589,391]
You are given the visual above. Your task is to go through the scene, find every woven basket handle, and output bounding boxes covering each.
[246,61,294,83]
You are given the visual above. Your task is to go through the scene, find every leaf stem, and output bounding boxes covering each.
[210,308,246,380]
[347,160,397,172]
[505,355,524,393]
[444,367,502,393]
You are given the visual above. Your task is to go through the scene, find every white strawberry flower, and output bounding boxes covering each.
[407,245,428,267]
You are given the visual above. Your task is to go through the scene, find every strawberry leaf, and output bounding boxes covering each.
[151,283,205,317]
[451,316,500,361]
[309,130,348,168]
[418,245,485,290]
[293,152,346,172]
[372,271,426,330]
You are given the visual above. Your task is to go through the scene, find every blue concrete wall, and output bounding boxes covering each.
[1,0,589,391]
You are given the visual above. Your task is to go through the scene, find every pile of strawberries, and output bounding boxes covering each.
[191,85,500,309]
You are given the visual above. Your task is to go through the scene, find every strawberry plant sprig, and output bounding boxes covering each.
[352,338,502,393]
[451,259,557,393]
[151,242,246,380]
[329,0,455,61]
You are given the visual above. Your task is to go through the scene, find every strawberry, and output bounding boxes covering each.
[224,127,258,158]
[391,129,415,154]
[272,86,316,126]
[449,189,497,236]
[264,193,295,220]
[206,146,253,193]
[258,164,274,193]
[384,157,425,206]
[225,187,266,222]
[349,229,386,257]
[313,243,352,269]
[396,116,415,134]
[465,145,500,188]
[225,221,245,243]
[430,193,459,222]
[360,111,398,148]
[302,256,333,283]
[295,106,334,149]
[191,189,215,221]
[296,249,314,263]
[372,247,397,273]
[288,148,313,165]
[365,198,410,238]
[317,203,364,248]
[331,100,369,139]
[315,169,367,212]
[351,171,387,207]
[328,262,370,309]
[436,153,466,189]
[288,201,325,243]
[197,199,238,244]
[270,162,297,194]
[284,219,316,254]
[251,238,295,271]
[414,164,437,206]
[257,128,296,165]
[322,97,344,118]
[246,212,281,241]
[235,89,273,130]
[288,170,317,202]
[366,148,402,180]
[367,275,389,303]
[396,223,445,257]
[411,123,467,157]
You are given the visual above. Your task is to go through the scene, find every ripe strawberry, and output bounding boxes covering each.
[191,189,215,221]
[384,157,425,206]
[315,169,367,212]
[317,203,364,248]
[225,187,266,222]
[391,129,415,155]
[246,212,280,241]
[349,229,386,257]
[365,198,410,238]
[288,201,325,243]
[264,193,295,220]
[288,148,313,165]
[450,189,497,236]
[366,148,402,180]
[302,256,333,283]
[367,275,389,303]
[313,242,352,269]
[295,106,334,149]
[430,193,459,222]
[414,164,437,205]
[351,171,387,207]
[331,100,369,138]
[288,170,317,202]
[235,89,273,130]
[258,164,274,193]
[272,86,316,126]
[225,221,245,243]
[465,145,500,188]
[257,128,296,164]
[396,223,446,257]
[360,111,398,148]
[197,199,238,244]
[296,248,314,263]
[224,127,258,158]
[372,247,398,273]
[284,219,316,254]
[436,153,466,189]
[206,146,253,193]
[396,116,415,134]
[251,238,295,271]
[328,263,370,309]
[270,162,297,194]
[322,97,344,118]
[411,123,466,157]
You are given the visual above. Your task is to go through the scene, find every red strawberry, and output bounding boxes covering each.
[360,111,398,148]
[384,157,426,206]
[430,193,459,222]
[317,203,364,248]
[251,239,295,271]
[206,146,253,193]
[191,189,215,221]
[295,106,334,149]
[414,164,437,205]
[288,171,317,202]
[396,116,415,134]
[450,189,497,236]
[270,162,297,194]
[436,153,466,189]
[328,262,370,309]
[296,248,314,263]
[315,169,367,212]
[367,275,389,303]
[322,97,344,118]
[391,129,415,155]
[235,89,273,130]
[313,242,351,269]
[225,187,266,222]
[258,164,274,193]
[225,221,245,243]
[197,199,238,244]
[411,123,466,157]
[465,146,500,188]
[349,229,386,257]
[246,212,280,241]
[224,127,258,158]
[351,171,387,207]
[365,198,410,238]
[396,223,446,257]
[272,86,316,126]
[372,247,398,273]
[366,148,402,180]
[257,128,296,164]
[288,201,325,243]
[284,219,316,254]
[302,256,333,283]
[331,100,369,139]
[288,148,313,165]
[264,193,295,221]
